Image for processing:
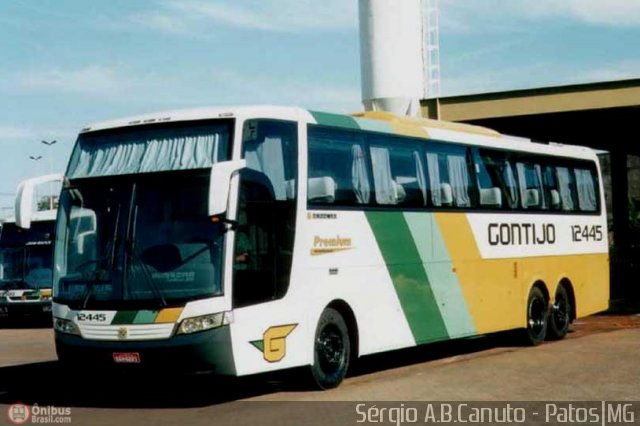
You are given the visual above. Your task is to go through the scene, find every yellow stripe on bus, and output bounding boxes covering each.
[154,307,183,324]
[434,213,609,334]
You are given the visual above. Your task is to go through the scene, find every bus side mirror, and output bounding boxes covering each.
[208,160,247,217]
[15,173,64,229]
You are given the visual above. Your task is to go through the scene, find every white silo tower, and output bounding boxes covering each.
[359,0,441,116]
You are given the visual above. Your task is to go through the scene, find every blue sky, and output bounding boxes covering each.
[1,0,639,214]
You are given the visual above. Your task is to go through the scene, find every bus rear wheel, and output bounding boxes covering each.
[309,308,350,390]
[547,285,571,340]
[523,286,548,346]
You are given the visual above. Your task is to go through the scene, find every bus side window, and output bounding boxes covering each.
[515,161,546,210]
[574,167,598,212]
[543,166,562,211]
[368,135,427,207]
[243,120,297,201]
[307,126,372,206]
[556,166,578,211]
[425,144,472,208]
[475,149,518,210]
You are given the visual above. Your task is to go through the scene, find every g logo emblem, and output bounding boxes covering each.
[250,324,297,362]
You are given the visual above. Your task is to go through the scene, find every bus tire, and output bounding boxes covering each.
[547,285,571,340]
[309,308,350,390]
[523,286,548,346]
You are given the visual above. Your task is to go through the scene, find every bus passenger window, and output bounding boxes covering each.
[574,168,598,212]
[425,145,472,208]
[307,126,371,206]
[243,120,297,201]
[543,166,562,211]
[369,136,427,207]
[556,167,578,211]
[475,149,518,209]
[515,161,546,210]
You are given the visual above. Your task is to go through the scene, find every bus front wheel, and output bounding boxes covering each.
[523,286,548,346]
[309,308,350,390]
[547,285,571,340]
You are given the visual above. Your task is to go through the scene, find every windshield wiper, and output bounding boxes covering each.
[125,237,168,308]
[82,203,122,309]
[126,199,167,308]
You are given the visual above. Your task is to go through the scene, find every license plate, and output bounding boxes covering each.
[113,352,141,364]
[42,306,52,312]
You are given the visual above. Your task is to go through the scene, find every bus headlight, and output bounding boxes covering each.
[177,312,232,335]
[54,318,80,336]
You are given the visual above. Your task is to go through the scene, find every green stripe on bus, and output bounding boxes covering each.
[112,311,138,325]
[404,213,477,338]
[133,310,158,324]
[352,117,395,134]
[309,111,360,130]
[366,211,448,343]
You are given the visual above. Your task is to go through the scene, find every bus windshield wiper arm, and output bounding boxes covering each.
[82,203,122,309]
[126,204,167,308]
[125,238,167,308]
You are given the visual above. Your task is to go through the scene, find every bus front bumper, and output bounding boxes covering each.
[54,326,236,374]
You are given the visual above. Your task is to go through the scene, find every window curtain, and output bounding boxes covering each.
[426,152,442,206]
[557,167,575,211]
[351,144,370,204]
[575,169,597,211]
[414,151,427,205]
[245,136,287,200]
[515,163,528,209]
[446,155,470,207]
[503,162,518,208]
[534,164,547,209]
[68,132,224,179]
[370,147,396,205]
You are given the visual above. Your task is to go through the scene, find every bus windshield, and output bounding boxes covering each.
[54,170,226,309]
[0,222,54,290]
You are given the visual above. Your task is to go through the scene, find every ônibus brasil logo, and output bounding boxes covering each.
[7,403,31,424]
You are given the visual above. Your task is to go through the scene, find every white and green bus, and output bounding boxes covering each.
[15,106,609,389]
[0,209,56,320]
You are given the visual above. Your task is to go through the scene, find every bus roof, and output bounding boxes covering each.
[351,111,501,137]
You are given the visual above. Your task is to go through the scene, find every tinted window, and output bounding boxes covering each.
[308,127,371,206]
[574,167,598,212]
[475,149,518,209]
[369,135,427,206]
[556,166,579,211]
[515,160,546,210]
[243,120,297,201]
[425,144,473,208]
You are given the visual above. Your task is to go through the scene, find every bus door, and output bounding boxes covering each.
[229,119,304,373]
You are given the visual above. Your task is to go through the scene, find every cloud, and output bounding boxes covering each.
[0,125,78,147]
[16,65,136,97]
[128,11,193,35]
[198,69,361,112]
[130,0,357,35]
[10,65,172,102]
[0,126,36,143]
[569,60,640,84]
[442,0,640,33]
[442,59,640,97]
[3,62,360,112]
[518,0,640,27]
